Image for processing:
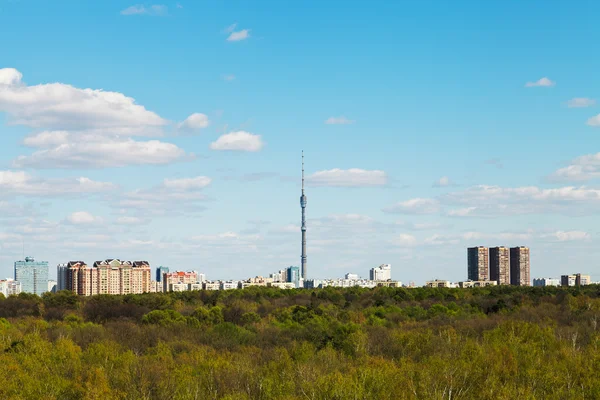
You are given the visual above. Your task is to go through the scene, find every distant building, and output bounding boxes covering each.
[203,282,220,290]
[0,279,21,297]
[156,266,169,283]
[459,280,498,288]
[510,247,530,286]
[48,280,57,293]
[562,273,592,287]
[163,271,198,292]
[561,274,577,287]
[15,256,49,296]
[489,247,510,285]
[425,280,457,288]
[269,282,296,289]
[345,273,359,280]
[220,281,239,290]
[576,273,592,286]
[65,259,152,296]
[57,263,68,291]
[287,266,301,288]
[533,278,560,287]
[370,264,392,281]
[467,247,489,281]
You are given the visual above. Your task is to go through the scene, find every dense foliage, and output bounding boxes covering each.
[0,285,599,399]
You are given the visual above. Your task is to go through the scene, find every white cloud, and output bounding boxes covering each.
[0,68,166,130]
[567,98,595,108]
[525,77,555,87]
[394,233,417,247]
[383,198,440,214]
[113,176,211,216]
[115,216,147,225]
[210,131,264,152]
[442,185,600,216]
[446,207,477,217]
[223,23,237,33]
[178,113,209,130]
[433,176,453,187]
[15,134,190,169]
[121,4,167,16]
[307,169,387,187]
[163,176,211,190]
[544,230,590,242]
[227,29,250,42]
[223,74,236,81]
[0,170,114,197]
[548,153,600,182]
[587,114,600,126]
[66,211,102,225]
[325,116,355,125]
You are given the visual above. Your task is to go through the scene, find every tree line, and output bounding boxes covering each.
[0,285,598,399]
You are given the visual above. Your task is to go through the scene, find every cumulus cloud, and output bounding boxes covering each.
[210,131,264,152]
[383,198,440,214]
[325,116,355,125]
[121,5,168,16]
[15,133,190,169]
[227,29,250,42]
[66,211,102,225]
[163,176,211,190]
[113,176,211,216]
[587,114,600,126]
[567,98,595,108]
[0,170,114,197]
[442,185,600,216]
[177,113,209,130]
[525,77,555,87]
[307,169,387,187]
[446,207,477,217]
[0,68,166,130]
[548,153,600,182]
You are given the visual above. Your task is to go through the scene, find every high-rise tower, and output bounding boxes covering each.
[300,151,307,280]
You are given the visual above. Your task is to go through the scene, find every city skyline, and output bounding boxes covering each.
[1,1,600,284]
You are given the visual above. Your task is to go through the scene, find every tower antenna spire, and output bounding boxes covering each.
[300,150,307,282]
[302,150,304,193]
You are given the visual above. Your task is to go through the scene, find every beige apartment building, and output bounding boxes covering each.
[489,246,510,285]
[467,246,489,281]
[510,247,531,286]
[66,259,152,296]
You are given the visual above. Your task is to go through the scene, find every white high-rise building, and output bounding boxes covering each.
[0,279,21,297]
[533,278,560,287]
[370,264,392,281]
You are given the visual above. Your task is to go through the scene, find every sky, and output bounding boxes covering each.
[1,0,600,284]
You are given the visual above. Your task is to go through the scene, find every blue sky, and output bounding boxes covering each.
[1,0,600,283]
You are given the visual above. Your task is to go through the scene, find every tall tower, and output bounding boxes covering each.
[300,151,307,280]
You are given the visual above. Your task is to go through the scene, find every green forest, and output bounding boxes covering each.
[0,285,599,399]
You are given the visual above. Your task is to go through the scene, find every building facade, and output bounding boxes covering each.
[163,271,198,292]
[57,263,68,291]
[489,247,510,285]
[533,278,560,287]
[65,259,152,296]
[14,257,49,296]
[509,247,530,286]
[467,247,489,281]
[370,264,392,281]
[156,266,169,283]
[0,279,21,297]
[287,266,301,288]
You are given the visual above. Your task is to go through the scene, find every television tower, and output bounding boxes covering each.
[300,151,307,280]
